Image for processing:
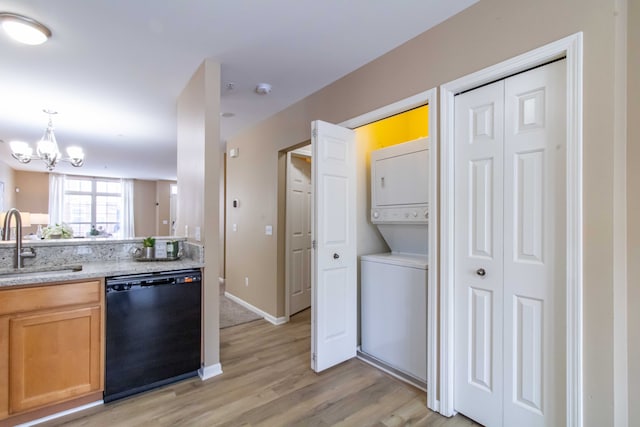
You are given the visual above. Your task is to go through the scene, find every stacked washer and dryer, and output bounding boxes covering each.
[360,137,429,388]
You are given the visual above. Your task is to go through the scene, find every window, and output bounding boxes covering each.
[63,177,122,237]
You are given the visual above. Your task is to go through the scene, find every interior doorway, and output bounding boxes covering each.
[285,145,313,316]
[275,89,438,404]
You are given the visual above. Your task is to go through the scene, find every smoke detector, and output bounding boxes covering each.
[255,83,272,95]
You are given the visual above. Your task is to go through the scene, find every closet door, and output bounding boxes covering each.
[454,80,505,427]
[502,60,566,427]
[454,60,566,427]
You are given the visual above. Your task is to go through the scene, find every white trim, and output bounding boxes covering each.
[283,146,313,322]
[426,88,439,413]
[565,33,584,427]
[225,291,288,325]
[284,150,292,321]
[338,88,438,411]
[339,91,431,129]
[15,400,103,427]
[439,33,583,425]
[198,363,223,380]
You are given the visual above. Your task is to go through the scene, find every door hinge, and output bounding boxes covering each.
[312,128,317,138]
[312,353,316,362]
[312,240,317,249]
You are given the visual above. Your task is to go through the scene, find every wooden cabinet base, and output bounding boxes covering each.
[0,279,104,424]
[0,391,102,427]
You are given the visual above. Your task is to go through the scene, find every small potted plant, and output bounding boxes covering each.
[142,237,155,259]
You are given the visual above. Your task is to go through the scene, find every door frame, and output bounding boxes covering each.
[340,87,438,409]
[439,33,583,425]
[284,148,312,319]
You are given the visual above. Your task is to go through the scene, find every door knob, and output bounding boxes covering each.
[333,253,340,259]
[476,268,486,277]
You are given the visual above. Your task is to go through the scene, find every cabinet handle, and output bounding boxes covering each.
[333,253,340,259]
[476,268,486,277]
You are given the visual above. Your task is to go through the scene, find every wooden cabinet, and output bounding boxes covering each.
[0,280,104,422]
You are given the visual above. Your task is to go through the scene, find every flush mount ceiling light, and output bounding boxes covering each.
[255,83,272,95]
[0,12,51,45]
[10,109,84,171]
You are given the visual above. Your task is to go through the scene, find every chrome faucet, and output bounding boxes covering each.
[2,208,36,269]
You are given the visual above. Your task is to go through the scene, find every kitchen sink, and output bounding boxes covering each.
[0,264,83,279]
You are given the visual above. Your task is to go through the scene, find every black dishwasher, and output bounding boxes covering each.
[104,269,201,403]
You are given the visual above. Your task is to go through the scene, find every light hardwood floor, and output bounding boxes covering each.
[41,310,480,426]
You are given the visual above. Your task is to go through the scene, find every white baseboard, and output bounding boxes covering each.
[198,363,223,380]
[224,291,287,325]
[15,400,103,427]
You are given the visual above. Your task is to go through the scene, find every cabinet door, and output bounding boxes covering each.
[0,317,8,419]
[9,306,102,413]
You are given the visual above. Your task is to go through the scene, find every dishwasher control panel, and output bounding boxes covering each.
[106,269,201,292]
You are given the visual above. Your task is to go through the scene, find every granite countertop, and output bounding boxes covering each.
[0,258,205,288]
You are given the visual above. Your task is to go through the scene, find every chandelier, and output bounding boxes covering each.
[10,110,84,171]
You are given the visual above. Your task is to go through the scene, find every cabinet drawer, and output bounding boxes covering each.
[0,280,102,316]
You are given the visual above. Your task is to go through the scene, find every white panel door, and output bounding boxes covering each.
[287,152,312,315]
[311,120,357,372]
[454,80,505,427]
[454,60,566,427]
[502,60,566,427]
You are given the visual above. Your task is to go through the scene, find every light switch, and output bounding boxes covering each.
[195,226,201,241]
[265,225,273,236]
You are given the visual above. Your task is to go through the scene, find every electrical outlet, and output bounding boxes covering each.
[244,277,249,287]
[232,223,238,232]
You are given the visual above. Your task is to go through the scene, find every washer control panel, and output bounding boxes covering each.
[371,207,429,224]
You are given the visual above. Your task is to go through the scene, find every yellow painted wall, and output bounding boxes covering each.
[355,105,428,149]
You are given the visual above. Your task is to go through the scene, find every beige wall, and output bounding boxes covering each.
[133,179,157,237]
[155,180,173,236]
[219,155,226,279]
[627,0,639,425]
[0,160,16,213]
[14,170,48,215]
[225,0,629,424]
[12,170,47,235]
[177,59,221,368]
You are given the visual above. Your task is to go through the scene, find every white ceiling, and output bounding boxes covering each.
[0,0,476,180]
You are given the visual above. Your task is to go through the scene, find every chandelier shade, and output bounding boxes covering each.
[10,110,84,171]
